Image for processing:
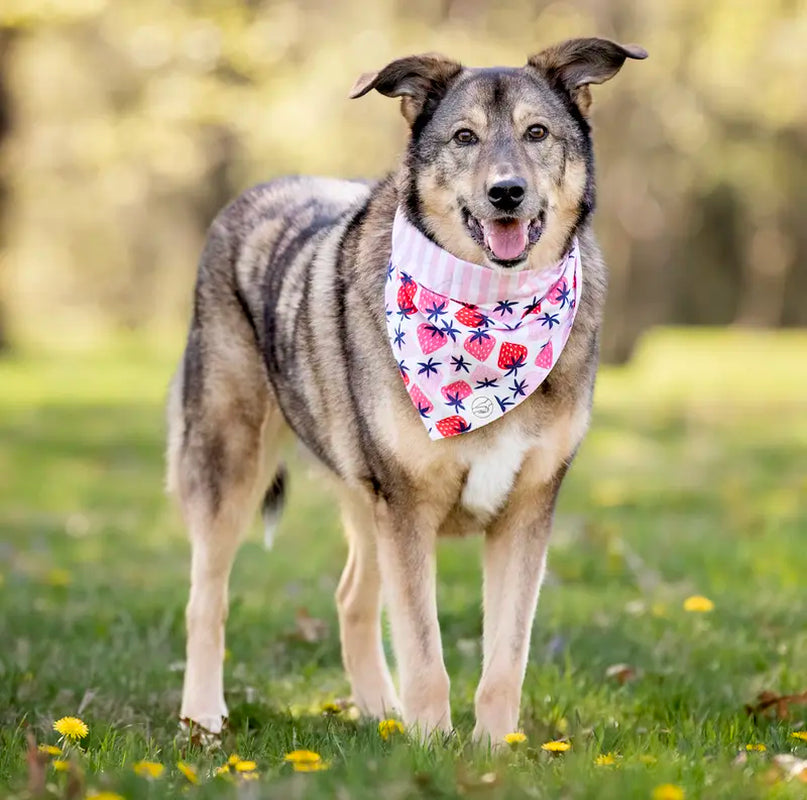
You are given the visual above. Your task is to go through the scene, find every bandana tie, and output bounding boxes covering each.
[385,208,582,440]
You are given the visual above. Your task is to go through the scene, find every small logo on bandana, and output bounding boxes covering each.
[385,208,582,441]
[471,395,494,420]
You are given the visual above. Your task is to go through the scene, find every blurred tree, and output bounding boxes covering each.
[0,28,14,352]
[0,0,803,355]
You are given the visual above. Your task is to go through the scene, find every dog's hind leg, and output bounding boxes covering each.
[167,310,283,735]
[336,488,401,718]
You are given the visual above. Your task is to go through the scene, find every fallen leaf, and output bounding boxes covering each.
[25,732,48,796]
[745,690,807,720]
[292,608,329,643]
[605,663,637,685]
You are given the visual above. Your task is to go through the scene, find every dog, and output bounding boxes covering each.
[166,37,647,744]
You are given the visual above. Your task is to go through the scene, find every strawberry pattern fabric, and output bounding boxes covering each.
[385,208,582,440]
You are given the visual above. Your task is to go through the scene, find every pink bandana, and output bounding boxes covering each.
[385,208,581,440]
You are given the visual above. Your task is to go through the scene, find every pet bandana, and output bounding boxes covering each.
[385,208,581,440]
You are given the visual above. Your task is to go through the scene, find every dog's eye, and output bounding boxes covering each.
[453,129,478,145]
[525,124,548,141]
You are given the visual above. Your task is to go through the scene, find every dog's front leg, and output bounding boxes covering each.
[374,499,451,737]
[473,464,564,744]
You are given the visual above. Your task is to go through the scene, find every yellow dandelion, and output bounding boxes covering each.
[241,771,260,780]
[503,732,527,745]
[52,760,70,772]
[53,716,89,740]
[228,754,241,765]
[87,794,126,800]
[378,719,405,740]
[321,702,342,714]
[234,760,257,772]
[215,764,231,776]
[683,595,714,613]
[541,740,571,752]
[47,568,72,587]
[133,760,164,778]
[652,784,685,800]
[292,761,329,772]
[791,732,807,742]
[594,753,617,766]
[284,750,322,765]
[37,744,62,756]
[746,743,766,752]
[177,761,199,784]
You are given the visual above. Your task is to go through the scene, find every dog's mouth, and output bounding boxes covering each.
[462,208,545,267]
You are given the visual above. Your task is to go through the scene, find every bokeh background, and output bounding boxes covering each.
[0,0,805,359]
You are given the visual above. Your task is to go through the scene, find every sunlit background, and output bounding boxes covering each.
[0,0,805,359]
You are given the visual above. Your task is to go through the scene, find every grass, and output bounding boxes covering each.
[1,328,806,799]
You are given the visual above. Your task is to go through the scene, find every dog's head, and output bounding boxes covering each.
[350,38,646,271]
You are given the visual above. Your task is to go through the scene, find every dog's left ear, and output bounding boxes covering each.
[528,38,647,116]
[349,53,462,127]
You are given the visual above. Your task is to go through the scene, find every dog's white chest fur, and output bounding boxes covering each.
[460,429,532,519]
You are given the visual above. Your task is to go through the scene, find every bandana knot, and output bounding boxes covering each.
[385,208,581,440]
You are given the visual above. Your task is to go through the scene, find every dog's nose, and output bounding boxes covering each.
[487,178,526,212]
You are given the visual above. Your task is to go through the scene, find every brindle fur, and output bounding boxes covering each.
[167,37,646,742]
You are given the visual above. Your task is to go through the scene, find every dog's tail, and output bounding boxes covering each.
[261,466,287,549]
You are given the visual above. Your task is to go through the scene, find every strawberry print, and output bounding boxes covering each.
[419,288,449,321]
[417,322,448,354]
[535,340,553,368]
[455,303,486,328]
[464,329,496,361]
[435,415,471,437]
[384,208,581,440]
[547,277,568,305]
[498,342,528,376]
[397,273,418,315]
[409,384,433,417]
[441,380,472,401]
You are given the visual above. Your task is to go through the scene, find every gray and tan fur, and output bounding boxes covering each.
[166,37,647,743]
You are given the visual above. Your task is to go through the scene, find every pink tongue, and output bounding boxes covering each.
[481,219,529,261]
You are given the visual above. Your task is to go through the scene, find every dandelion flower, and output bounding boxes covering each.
[541,740,571,752]
[504,732,527,745]
[746,743,766,752]
[53,717,89,740]
[177,761,199,784]
[215,765,231,777]
[234,760,257,772]
[241,771,260,780]
[228,754,241,766]
[87,794,126,800]
[683,595,714,613]
[378,719,405,740]
[284,750,322,766]
[293,761,329,772]
[321,702,342,714]
[652,784,685,800]
[791,732,807,742]
[38,744,62,756]
[594,753,617,765]
[52,760,70,772]
[133,760,164,778]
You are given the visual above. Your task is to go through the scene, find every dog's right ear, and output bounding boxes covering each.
[349,54,462,127]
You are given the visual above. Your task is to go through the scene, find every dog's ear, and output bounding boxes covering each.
[349,53,462,127]
[527,38,647,116]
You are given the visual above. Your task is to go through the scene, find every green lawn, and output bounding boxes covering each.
[1,329,806,799]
